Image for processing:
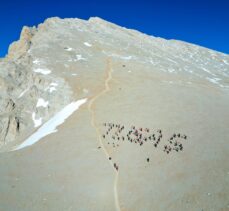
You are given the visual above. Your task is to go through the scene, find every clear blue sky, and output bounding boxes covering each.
[0,0,228,57]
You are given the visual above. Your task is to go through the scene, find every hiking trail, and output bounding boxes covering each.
[88,58,121,211]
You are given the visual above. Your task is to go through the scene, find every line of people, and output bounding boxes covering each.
[101,122,188,169]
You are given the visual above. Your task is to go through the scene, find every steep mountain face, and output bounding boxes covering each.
[0,25,73,147]
[0,17,228,210]
[1,17,228,148]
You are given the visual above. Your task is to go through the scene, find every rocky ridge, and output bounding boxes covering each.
[0,23,73,147]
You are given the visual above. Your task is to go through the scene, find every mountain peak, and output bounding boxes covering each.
[0,16,228,211]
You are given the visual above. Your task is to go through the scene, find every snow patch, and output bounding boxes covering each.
[65,47,74,51]
[36,98,49,108]
[32,112,42,128]
[49,87,56,93]
[84,42,92,47]
[202,68,216,76]
[101,51,134,60]
[18,88,29,98]
[33,68,51,75]
[168,68,176,73]
[121,56,132,60]
[207,77,221,84]
[13,98,88,151]
[72,73,78,76]
[50,83,58,87]
[76,54,87,61]
[222,59,229,65]
[33,59,41,65]
[45,83,58,93]
[219,84,229,89]
[167,58,178,64]
[162,80,174,84]
[110,53,133,60]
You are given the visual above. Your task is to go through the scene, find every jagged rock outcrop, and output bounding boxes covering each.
[7,26,36,60]
[0,22,73,147]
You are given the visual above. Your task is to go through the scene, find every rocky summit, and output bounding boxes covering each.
[0,17,228,211]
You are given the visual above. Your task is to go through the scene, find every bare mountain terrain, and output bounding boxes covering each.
[0,17,228,211]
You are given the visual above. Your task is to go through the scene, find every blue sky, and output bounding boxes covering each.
[0,0,228,57]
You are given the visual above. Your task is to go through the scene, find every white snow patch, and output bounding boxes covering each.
[33,59,41,65]
[76,54,87,61]
[202,68,216,76]
[18,88,29,98]
[167,58,178,64]
[207,77,221,84]
[50,83,58,87]
[49,87,56,93]
[121,56,132,60]
[45,83,58,93]
[106,53,134,60]
[68,55,87,62]
[84,42,92,47]
[13,98,87,151]
[33,68,51,75]
[219,84,229,89]
[65,47,73,51]
[32,112,42,128]
[162,80,174,84]
[149,59,160,65]
[168,68,176,73]
[36,98,49,108]
[72,73,78,76]
[128,70,131,73]
[222,59,229,65]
